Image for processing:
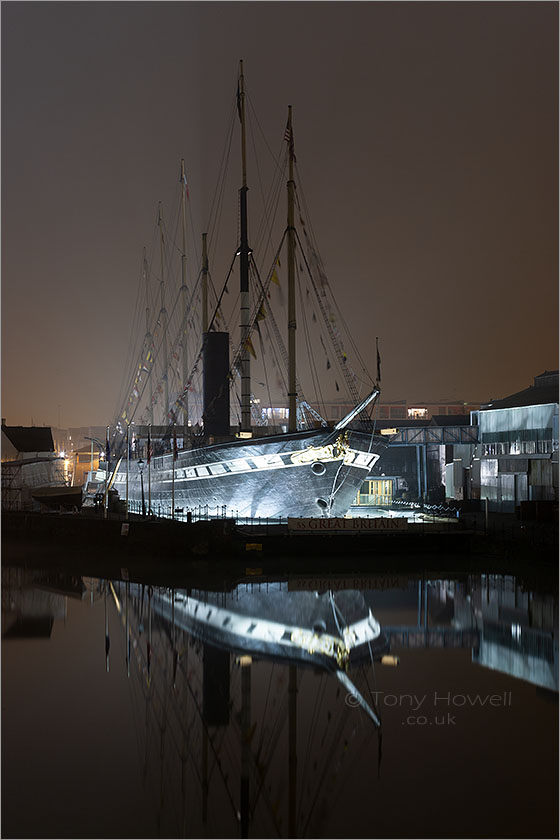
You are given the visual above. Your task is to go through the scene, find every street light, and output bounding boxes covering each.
[138,459,146,518]
[85,436,105,467]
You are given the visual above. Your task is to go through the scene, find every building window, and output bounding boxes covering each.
[408,407,428,420]
[355,478,393,506]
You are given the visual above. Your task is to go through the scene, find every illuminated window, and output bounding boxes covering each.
[407,407,428,420]
[355,478,393,506]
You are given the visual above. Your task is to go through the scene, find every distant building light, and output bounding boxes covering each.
[408,407,428,419]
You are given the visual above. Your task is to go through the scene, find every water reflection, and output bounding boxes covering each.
[2,564,558,838]
[104,578,387,837]
[2,568,86,639]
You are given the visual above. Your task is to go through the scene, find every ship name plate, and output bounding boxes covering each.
[287,517,408,532]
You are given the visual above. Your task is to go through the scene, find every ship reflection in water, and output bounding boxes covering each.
[2,565,558,839]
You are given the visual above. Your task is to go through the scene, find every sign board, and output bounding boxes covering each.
[288,574,416,592]
[287,516,407,533]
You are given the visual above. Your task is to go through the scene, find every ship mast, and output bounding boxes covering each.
[158,202,169,424]
[287,106,297,433]
[143,247,154,426]
[201,232,209,333]
[238,60,251,432]
[180,160,189,430]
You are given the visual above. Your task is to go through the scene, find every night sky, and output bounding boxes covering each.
[2,1,558,428]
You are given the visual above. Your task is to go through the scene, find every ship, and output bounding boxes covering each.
[108,62,389,520]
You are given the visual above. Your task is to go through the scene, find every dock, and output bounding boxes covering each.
[2,508,557,591]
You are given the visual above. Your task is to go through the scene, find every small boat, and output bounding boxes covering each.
[30,484,83,510]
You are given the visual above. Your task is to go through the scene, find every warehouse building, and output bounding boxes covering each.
[474,371,558,512]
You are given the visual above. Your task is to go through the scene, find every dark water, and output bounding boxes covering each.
[2,554,558,839]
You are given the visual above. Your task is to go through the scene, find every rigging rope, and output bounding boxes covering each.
[295,171,375,391]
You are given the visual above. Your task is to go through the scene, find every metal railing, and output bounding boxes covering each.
[125,498,288,527]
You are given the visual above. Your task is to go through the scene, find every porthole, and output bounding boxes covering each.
[316,498,328,509]
[311,461,326,476]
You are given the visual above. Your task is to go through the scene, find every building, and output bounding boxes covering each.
[362,413,478,505]
[474,371,559,512]
[71,445,100,487]
[310,398,481,425]
[1,423,68,511]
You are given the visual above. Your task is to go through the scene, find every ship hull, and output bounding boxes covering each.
[113,426,388,519]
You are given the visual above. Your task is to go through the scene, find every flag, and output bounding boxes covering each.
[284,120,296,162]
[173,426,178,461]
[147,427,152,465]
[181,166,190,199]
[376,336,381,383]
[256,301,266,321]
[244,335,257,359]
[271,268,280,285]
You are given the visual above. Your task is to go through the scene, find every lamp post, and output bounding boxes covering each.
[84,436,104,463]
[104,426,110,519]
[126,423,130,521]
[84,436,105,512]
[138,459,146,518]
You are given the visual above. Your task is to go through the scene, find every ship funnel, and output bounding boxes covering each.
[203,331,230,437]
